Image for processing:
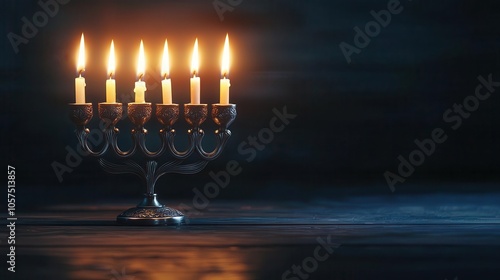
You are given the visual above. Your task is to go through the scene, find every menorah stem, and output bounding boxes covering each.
[115,159,185,225]
[122,161,170,215]
[145,161,158,195]
[136,193,163,208]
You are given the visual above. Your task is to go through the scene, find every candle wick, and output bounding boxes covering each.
[163,74,167,80]
[138,73,144,81]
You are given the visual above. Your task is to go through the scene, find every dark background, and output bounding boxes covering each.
[2,0,500,208]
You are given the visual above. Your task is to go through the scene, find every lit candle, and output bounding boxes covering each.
[106,40,116,103]
[75,33,86,104]
[161,39,172,104]
[220,34,230,105]
[190,38,200,104]
[134,40,147,103]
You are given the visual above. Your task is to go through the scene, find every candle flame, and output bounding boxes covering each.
[191,38,199,77]
[77,33,85,76]
[137,40,145,80]
[161,39,170,79]
[221,34,230,78]
[107,40,115,78]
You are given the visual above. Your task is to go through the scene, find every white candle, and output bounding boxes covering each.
[190,76,200,104]
[75,33,86,104]
[106,79,116,103]
[162,79,172,104]
[134,40,147,103]
[220,34,230,105]
[161,39,172,104]
[106,40,116,103]
[190,38,200,104]
[220,78,230,105]
[75,76,86,104]
[134,81,146,103]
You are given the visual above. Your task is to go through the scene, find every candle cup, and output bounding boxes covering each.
[184,104,208,128]
[211,104,237,131]
[128,103,152,132]
[98,103,123,127]
[156,104,179,130]
[69,103,93,128]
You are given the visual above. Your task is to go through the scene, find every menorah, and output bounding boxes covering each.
[69,102,236,225]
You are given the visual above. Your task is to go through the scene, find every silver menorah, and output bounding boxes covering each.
[69,102,236,225]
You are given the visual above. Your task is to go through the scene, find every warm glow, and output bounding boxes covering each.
[191,38,199,77]
[221,34,230,78]
[77,33,85,75]
[107,40,115,78]
[137,40,146,80]
[161,39,170,79]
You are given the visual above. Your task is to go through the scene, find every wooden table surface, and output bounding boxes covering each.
[1,193,500,280]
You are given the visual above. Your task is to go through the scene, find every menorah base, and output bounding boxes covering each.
[117,206,185,225]
[116,194,185,226]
